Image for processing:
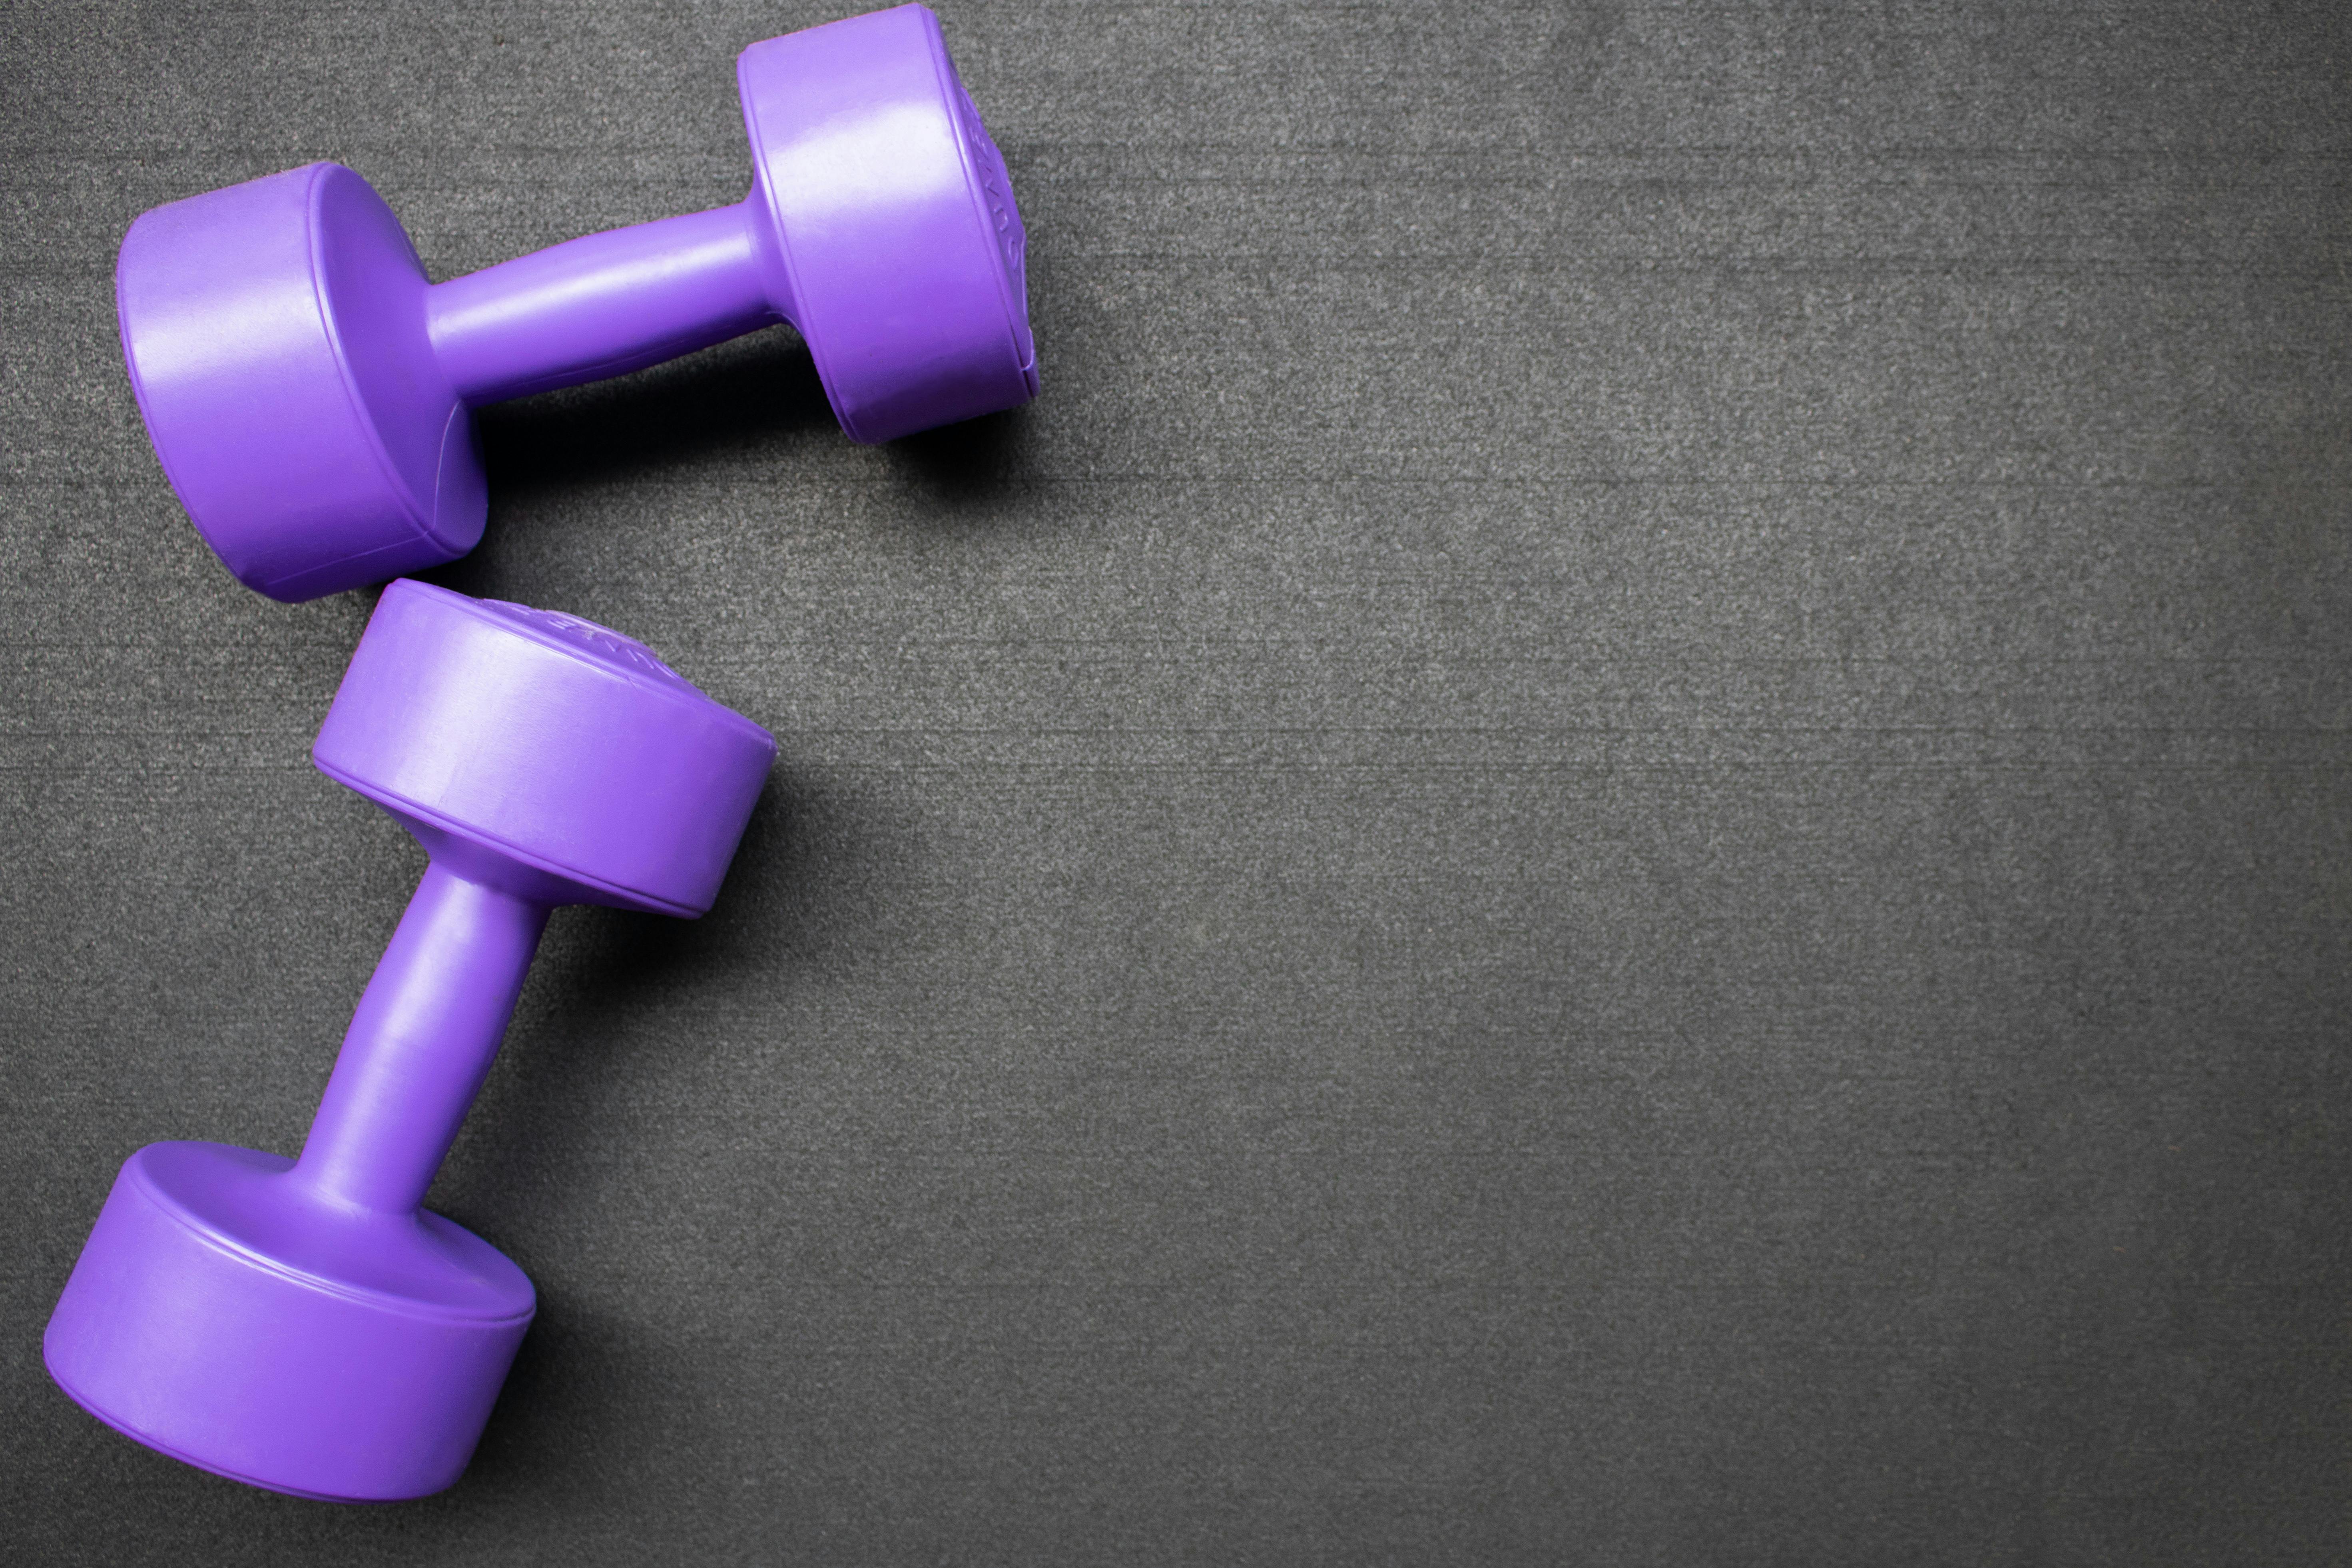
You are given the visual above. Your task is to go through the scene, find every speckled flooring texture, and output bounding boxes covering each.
[4,3,2348,1563]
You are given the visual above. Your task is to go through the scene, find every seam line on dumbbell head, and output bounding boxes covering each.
[42,1379,376,1504]
[311,762,709,920]
[118,1158,537,1327]
[301,163,446,551]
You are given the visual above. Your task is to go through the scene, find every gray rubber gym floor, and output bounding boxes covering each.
[4,2,2348,1563]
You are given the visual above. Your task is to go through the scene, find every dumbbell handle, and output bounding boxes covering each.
[292,861,550,1213]
[426,201,780,406]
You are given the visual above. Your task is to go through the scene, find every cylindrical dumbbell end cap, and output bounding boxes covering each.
[117,164,485,601]
[740,3,1037,443]
[313,581,776,916]
[44,1141,532,1502]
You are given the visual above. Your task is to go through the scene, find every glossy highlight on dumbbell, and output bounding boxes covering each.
[118,3,1036,603]
[43,580,775,1501]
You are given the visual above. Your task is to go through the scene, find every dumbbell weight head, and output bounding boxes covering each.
[118,163,486,602]
[118,2,1035,603]
[313,582,777,915]
[43,580,774,1501]
[737,2,1036,444]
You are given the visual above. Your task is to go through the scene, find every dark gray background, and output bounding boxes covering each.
[4,2,2348,1562]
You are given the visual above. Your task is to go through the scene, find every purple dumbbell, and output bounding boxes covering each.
[43,580,775,1501]
[119,2,1034,604]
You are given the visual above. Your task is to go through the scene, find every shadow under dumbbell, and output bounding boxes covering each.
[402,327,838,606]
[466,325,1036,514]
[441,770,829,1203]
[473,326,841,498]
[426,757,911,1504]
[881,402,1038,523]
[402,325,1038,610]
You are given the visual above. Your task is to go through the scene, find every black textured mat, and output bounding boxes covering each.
[3,3,2348,1562]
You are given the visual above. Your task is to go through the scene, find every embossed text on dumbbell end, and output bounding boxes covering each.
[116,4,1036,603]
